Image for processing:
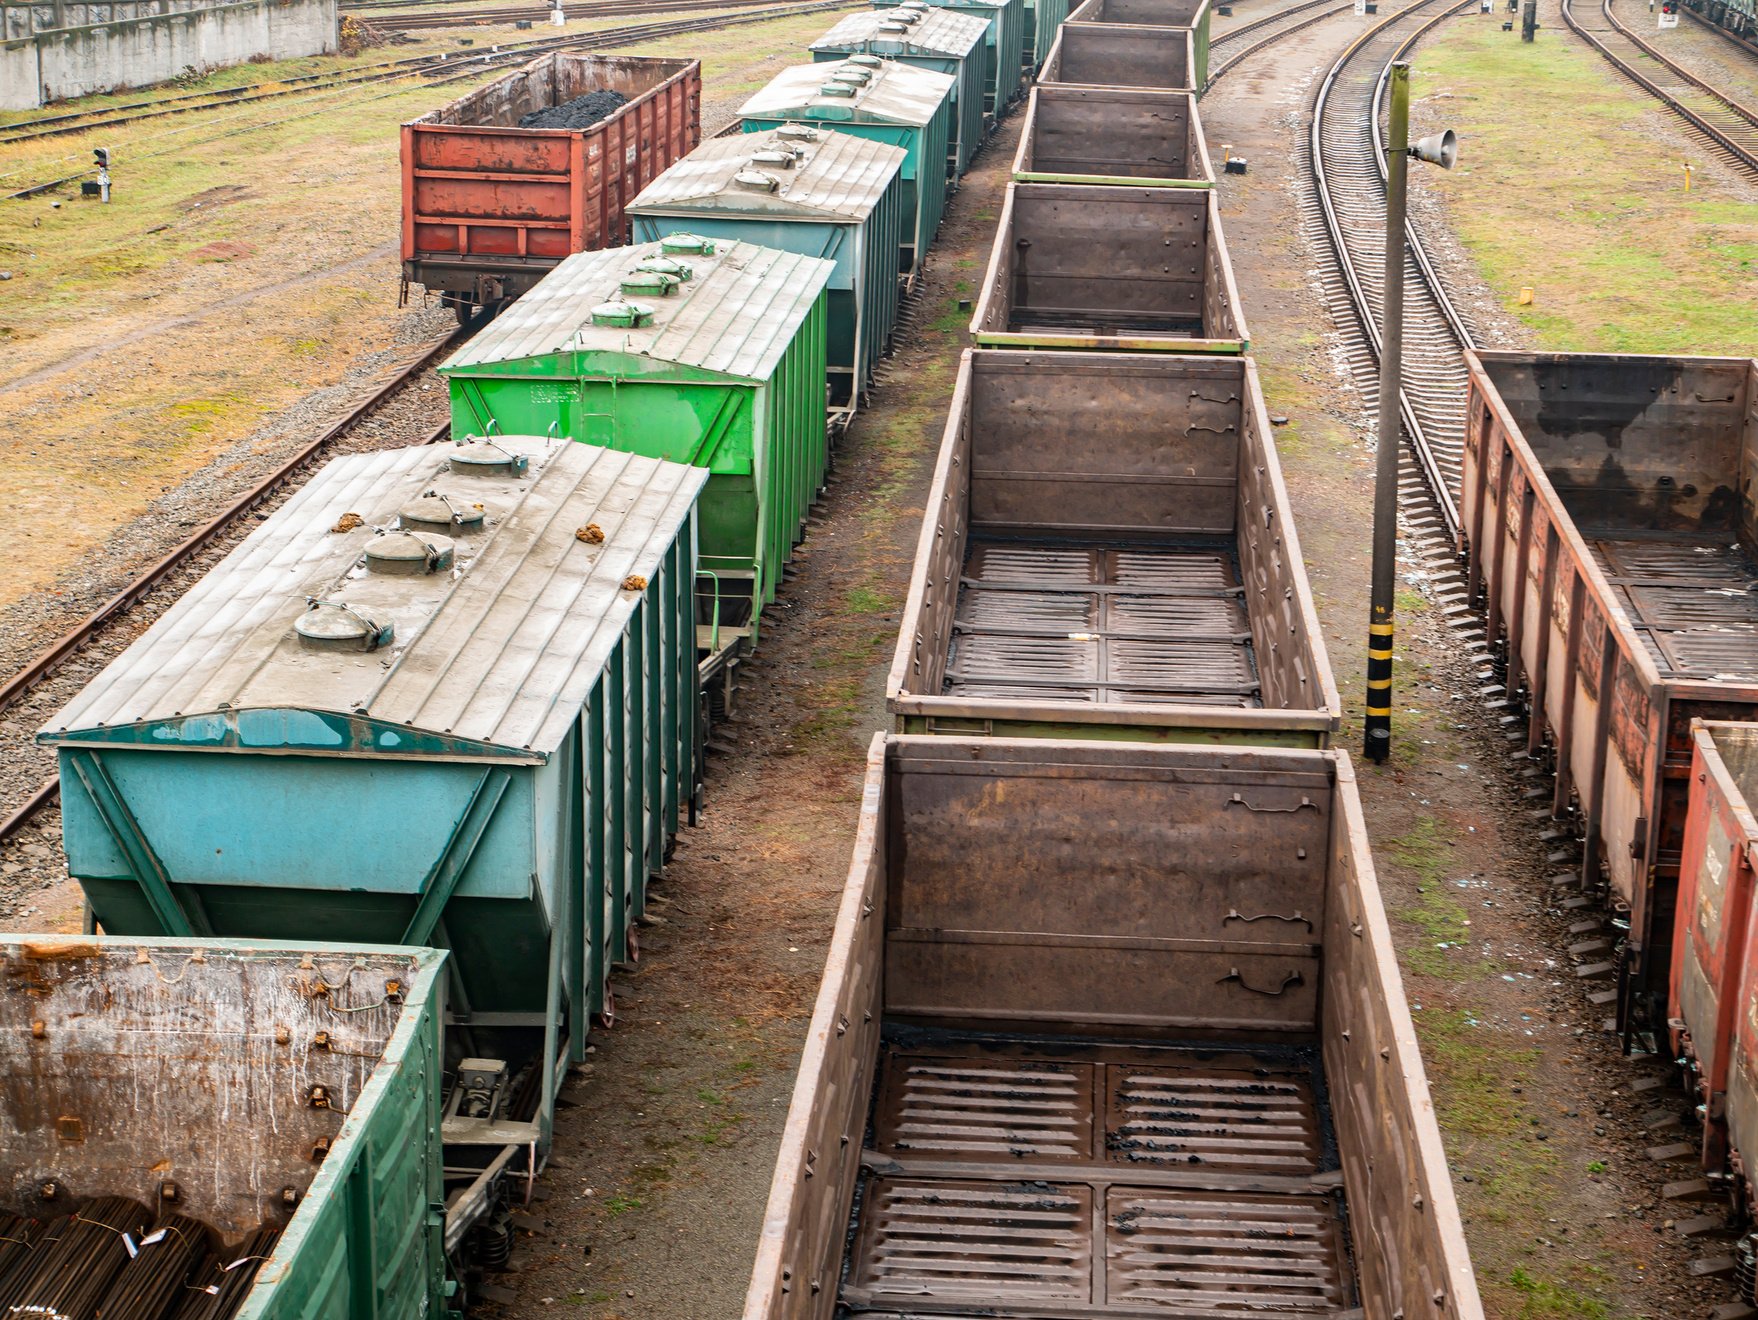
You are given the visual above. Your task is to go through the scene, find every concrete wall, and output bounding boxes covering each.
[1,0,336,110]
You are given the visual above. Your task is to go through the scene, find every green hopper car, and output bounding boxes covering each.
[873,0,1025,120]
[809,8,988,177]
[739,58,956,279]
[439,238,833,660]
[0,936,449,1317]
[627,127,905,415]
[39,438,707,1291]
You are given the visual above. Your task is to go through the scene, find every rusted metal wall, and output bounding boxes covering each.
[1670,722,1758,1187]
[1463,350,1758,1031]
[1011,85,1214,186]
[400,53,701,305]
[1038,20,1193,90]
[888,349,1338,743]
[742,735,1484,1320]
[971,181,1244,350]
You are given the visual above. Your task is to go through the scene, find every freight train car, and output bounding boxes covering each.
[739,59,956,280]
[1683,0,1755,38]
[972,182,1246,350]
[1013,85,1213,186]
[626,126,906,413]
[1462,350,1758,1041]
[0,936,447,1318]
[401,53,701,319]
[809,8,989,176]
[745,734,1484,1320]
[1669,721,1758,1205]
[874,0,1025,118]
[889,350,1336,742]
[1039,20,1196,91]
[38,438,707,1274]
[1067,0,1211,88]
[436,239,832,665]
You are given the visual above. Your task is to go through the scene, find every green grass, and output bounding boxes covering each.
[1509,1266,1612,1319]
[1410,23,1758,354]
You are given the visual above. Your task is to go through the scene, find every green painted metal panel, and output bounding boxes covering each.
[873,0,1024,115]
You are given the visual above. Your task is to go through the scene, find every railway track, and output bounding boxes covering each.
[0,0,853,162]
[1309,0,1477,544]
[1207,0,1356,84]
[1563,0,1758,173]
[354,0,809,33]
[0,338,461,850]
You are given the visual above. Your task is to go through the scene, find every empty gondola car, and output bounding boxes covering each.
[810,7,989,176]
[38,438,707,1271]
[1067,0,1211,87]
[745,734,1485,1320]
[0,936,449,1316]
[1462,349,1758,1039]
[972,183,1246,350]
[739,58,956,279]
[1012,85,1213,186]
[889,350,1336,742]
[1039,19,1196,92]
[437,238,832,666]
[627,127,906,414]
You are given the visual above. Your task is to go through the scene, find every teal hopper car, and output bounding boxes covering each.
[1021,0,1073,72]
[873,0,1024,121]
[627,126,905,414]
[438,238,833,661]
[38,438,707,1290]
[739,58,956,280]
[809,8,987,177]
[0,936,449,1318]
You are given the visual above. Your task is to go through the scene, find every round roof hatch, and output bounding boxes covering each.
[400,492,484,533]
[589,297,655,327]
[749,149,796,169]
[449,438,530,476]
[733,168,781,192]
[775,123,821,142]
[660,233,716,255]
[294,598,393,652]
[620,269,681,297]
[878,18,912,30]
[819,82,857,97]
[847,53,883,64]
[832,66,873,82]
[364,529,456,576]
[633,254,693,282]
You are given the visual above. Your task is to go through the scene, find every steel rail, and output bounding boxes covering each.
[1207,0,1356,84]
[1310,0,1474,541]
[358,0,785,28]
[1562,0,1758,173]
[0,0,852,153]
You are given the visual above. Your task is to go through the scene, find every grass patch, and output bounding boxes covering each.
[1410,22,1758,354]
[1508,1266,1611,1319]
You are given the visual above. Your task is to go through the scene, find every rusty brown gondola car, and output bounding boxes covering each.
[744,734,1484,1320]
[1462,349,1758,1039]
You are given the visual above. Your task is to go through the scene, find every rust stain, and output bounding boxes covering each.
[19,940,101,961]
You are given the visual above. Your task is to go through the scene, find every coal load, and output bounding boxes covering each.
[518,88,628,129]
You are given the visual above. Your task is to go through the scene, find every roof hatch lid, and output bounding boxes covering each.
[632,254,694,282]
[293,597,394,652]
[399,491,485,533]
[588,296,655,328]
[449,437,531,476]
[619,268,682,297]
[660,232,716,255]
[363,528,456,576]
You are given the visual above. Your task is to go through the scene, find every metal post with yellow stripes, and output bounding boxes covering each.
[1364,61,1411,764]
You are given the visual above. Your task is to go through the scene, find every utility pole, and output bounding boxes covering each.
[1364,63,1456,764]
[1364,63,1410,764]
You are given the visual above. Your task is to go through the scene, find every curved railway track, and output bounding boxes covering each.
[1207,0,1356,84]
[0,337,463,847]
[0,0,853,165]
[1310,0,1477,542]
[1563,0,1758,173]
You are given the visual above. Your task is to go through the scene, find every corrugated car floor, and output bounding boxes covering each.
[1587,530,1758,681]
[942,537,1262,706]
[842,1034,1356,1317]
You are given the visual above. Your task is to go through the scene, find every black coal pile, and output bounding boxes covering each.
[518,89,629,130]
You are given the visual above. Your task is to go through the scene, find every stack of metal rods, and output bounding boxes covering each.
[172,1227,280,1320]
[94,1215,214,1320]
[0,1196,152,1317]
[0,1213,50,1284]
